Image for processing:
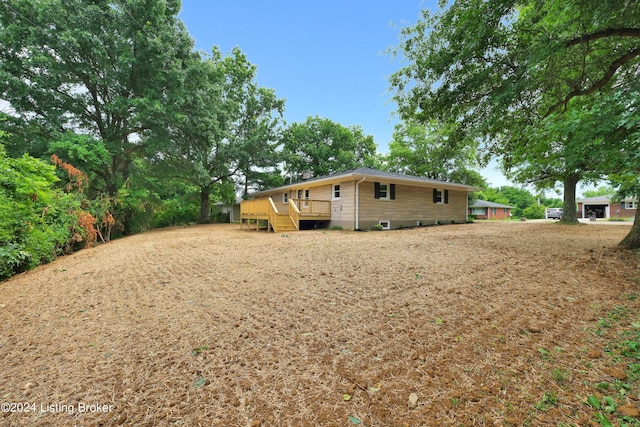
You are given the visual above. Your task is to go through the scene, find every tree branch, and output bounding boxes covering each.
[545,47,640,117]
[566,28,640,47]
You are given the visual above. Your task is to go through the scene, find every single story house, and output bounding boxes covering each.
[576,195,638,219]
[240,167,478,232]
[468,200,514,220]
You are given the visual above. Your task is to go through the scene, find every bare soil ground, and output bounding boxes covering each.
[1,222,639,427]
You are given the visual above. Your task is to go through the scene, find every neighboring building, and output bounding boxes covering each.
[576,195,638,219]
[468,200,514,220]
[214,197,242,222]
[240,167,478,232]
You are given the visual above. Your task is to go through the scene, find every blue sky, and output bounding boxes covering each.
[177,1,512,187]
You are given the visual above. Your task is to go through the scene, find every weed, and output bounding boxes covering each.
[538,347,553,361]
[330,225,343,230]
[552,368,569,383]
[534,391,558,411]
[608,305,630,321]
[191,345,208,356]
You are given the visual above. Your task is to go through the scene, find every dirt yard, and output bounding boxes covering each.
[1,222,638,426]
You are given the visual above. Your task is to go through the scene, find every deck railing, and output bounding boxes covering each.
[240,197,277,217]
[288,199,300,230]
[241,197,331,232]
[240,197,279,231]
[267,198,278,231]
[291,199,331,216]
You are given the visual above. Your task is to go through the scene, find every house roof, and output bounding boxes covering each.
[470,199,515,209]
[251,167,480,196]
[577,195,637,203]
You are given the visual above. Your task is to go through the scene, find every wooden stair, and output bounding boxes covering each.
[274,214,297,232]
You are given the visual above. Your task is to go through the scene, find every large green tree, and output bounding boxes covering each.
[385,120,486,187]
[282,116,377,179]
[149,47,285,223]
[0,0,195,197]
[390,0,640,246]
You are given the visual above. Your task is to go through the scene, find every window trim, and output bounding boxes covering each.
[332,184,341,200]
[283,192,288,203]
[378,220,391,230]
[374,182,395,200]
[433,188,449,204]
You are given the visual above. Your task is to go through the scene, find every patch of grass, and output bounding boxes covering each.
[551,368,570,383]
[191,345,208,356]
[533,391,557,411]
[583,305,640,426]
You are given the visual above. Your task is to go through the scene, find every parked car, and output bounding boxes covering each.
[546,208,563,219]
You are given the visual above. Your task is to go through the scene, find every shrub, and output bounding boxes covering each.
[0,146,79,280]
[522,204,546,219]
[152,197,200,228]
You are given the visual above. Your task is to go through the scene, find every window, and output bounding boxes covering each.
[378,220,390,230]
[297,189,302,199]
[622,201,638,209]
[491,208,496,215]
[432,189,449,204]
[283,192,288,203]
[471,208,485,215]
[374,182,395,200]
[504,208,509,214]
[304,189,310,199]
[333,184,341,200]
[379,184,388,199]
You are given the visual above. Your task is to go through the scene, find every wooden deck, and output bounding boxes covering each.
[240,198,331,232]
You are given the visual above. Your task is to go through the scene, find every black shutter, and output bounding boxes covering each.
[444,190,449,204]
[374,182,380,199]
[390,184,396,200]
[433,188,438,203]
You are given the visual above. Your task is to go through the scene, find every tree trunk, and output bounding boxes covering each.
[618,195,640,250]
[559,173,580,224]
[199,188,210,224]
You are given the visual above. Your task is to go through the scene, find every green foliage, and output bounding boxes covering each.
[0,144,79,280]
[113,186,156,235]
[534,391,558,412]
[384,119,485,186]
[522,204,546,219]
[475,186,539,217]
[152,197,200,229]
[0,0,195,197]
[150,47,284,223]
[282,116,377,179]
[583,186,617,199]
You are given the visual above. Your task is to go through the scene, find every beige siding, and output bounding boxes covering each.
[250,176,470,230]
[356,181,467,229]
[329,180,356,230]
